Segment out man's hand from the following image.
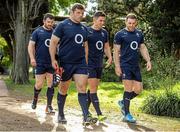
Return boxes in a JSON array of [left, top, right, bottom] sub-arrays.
[[115, 66, 122, 76], [52, 60, 59, 70], [146, 61, 152, 71], [30, 59, 36, 67]]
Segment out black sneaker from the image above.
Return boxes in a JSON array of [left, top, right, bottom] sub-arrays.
[[31, 99, 37, 109], [45, 105, 55, 114], [58, 115, 67, 124]]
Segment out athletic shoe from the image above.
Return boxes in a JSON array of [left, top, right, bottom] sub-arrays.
[[88, 112, 92, 117], [83, 116, 98, 126], [58, 115, 67, 124], [118, 100, 125, 115], [45, 105, 55, 114], [87, 113, 98, 123], [98, 115, 107, 121], [31, 99, 37, 109], [123, 113, 136, 123]]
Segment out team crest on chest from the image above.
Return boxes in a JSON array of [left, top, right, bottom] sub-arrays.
[[81, 26, 85, 30], [101, 32, 105, 37], [68, 22, 72, 25], [40, 29, 44, 33], [136, 32, 140, 37]]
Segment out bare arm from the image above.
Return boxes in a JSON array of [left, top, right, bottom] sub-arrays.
[[84, 41, 88, 64], [140, 43, 152, 71], [104, 42, 112, 68], [113, 44, 121, 76], [28, 40, 36, 67], [49, 34, 60, 69]]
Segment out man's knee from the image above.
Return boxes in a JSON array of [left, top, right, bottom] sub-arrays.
[[35, 82, 44, 89], [133, 84, 143, 94], [59, 88, 68, 95], [76, 84, 86, 93]]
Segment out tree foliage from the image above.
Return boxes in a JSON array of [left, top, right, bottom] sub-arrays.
[[0, 0, 88, 84], [49, 0, 87, 15], [95, 0, 180, 57]]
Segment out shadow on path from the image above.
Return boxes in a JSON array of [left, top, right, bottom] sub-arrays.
[[0, 108, 54, 131], [127, 122, 155, 131]]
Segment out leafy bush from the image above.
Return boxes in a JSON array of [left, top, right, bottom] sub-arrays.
[[101, 63, 119, 82], [0, 37, 11, 67], [142, 55, 180, 89], [141, 89, 180, 118]]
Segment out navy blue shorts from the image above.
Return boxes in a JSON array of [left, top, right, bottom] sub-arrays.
[[35, 63, 54, 75], [88, 67, 102, 79], [60, 63, 88, 81], [121, 66, 142, 82]]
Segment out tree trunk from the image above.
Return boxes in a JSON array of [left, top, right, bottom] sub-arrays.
[[12, 0, 30, 84]]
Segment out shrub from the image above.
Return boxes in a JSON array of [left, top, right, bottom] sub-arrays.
[[101, 63, 119, 82], [141, 89, 180, 118], [142, 55, 180, 89]]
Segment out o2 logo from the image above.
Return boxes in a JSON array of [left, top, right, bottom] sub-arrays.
[[96, 41, 103, 51], [130, 41, 138, 50], [75, 34, 83, 44], [45, 39, 50, 47]]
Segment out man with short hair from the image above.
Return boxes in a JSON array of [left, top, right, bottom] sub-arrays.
[[28, 13, 55, 114], [87, 11, 112, 121], [113, 13, 152, 123], [49, 3, 97, 125]]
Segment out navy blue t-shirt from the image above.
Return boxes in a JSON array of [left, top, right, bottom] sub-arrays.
[[87, 27, 108, 68], [30, 26, 53, 64], [53, 19, 88, 64], [114, 28, 144, 67]]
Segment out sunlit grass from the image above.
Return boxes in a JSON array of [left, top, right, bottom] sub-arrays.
[[5, 76, 179, 113]]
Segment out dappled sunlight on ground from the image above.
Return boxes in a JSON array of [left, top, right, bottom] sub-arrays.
[[20, 102, 133, 131]]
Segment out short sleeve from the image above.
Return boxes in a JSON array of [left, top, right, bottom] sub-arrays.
[[113, 32, 122, 45], [104, 30, 109, 43], [30, 29, 38, 43], [83, 25, 88, 42], [53, 22, 64, 39], [140, 31, 144, 44]]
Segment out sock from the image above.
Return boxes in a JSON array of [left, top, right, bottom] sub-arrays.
[[130, 91, 138, 100], [57, 92, 67, 117], [46, 87, 54, 106], [33, 87, 41, 100], [87, 90, 91, 109], [78, 93, 89, 120], [123, 91, 131, 115], [90, 93, 102, 116]]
